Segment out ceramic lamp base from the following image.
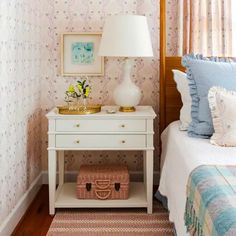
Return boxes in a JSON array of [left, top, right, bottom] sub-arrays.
[[113, 59, 141, 110], [119, 106, 136, 112]]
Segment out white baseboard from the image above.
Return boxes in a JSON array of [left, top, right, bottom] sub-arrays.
[[0, 173, 42, 236], [41, 170, 160, 185]]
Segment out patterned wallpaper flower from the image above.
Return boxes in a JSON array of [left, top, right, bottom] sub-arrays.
[[0, 0, 43, 224], [166, 0, 180, 56], [0, 0, 181, 226], [41, 0, 160, 172]]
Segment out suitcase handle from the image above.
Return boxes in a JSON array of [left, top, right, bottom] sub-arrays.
[[95, 189, 111, 200], [95, 180, 110, 189]]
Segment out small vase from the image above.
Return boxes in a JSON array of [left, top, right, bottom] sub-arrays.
[[67, 97, 78, 111], [82, 98, 87, 111], [77, 97, 88, 112]]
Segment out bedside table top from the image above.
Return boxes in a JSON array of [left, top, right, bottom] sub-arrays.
[[46, 106, 156, 120]]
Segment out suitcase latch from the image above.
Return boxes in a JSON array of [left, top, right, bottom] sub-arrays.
[[86, 183, 92, 191], [115, 183, 120, 191]]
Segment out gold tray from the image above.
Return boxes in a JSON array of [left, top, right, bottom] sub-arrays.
[[57, 105, 102, 115]]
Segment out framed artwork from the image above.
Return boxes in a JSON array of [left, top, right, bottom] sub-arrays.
[[61, 32, 104, 76]]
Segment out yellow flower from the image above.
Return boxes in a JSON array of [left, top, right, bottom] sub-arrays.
[[85, 87, 91, 97], [67, 85, 75, 93]]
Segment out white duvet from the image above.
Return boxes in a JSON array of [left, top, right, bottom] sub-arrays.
[[158, 121, 236, 236]]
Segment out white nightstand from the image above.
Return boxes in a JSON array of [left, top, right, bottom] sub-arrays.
[[46, 106, 156, 215]]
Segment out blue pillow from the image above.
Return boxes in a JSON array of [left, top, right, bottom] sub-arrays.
[[182, 54, 236, 138]]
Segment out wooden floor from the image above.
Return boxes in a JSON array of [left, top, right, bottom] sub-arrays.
[[12, 185, 54, 236], [12, 185, 159, 236]]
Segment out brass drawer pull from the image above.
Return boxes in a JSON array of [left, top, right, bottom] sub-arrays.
[[76, 140, 80, 144], [76, 124, 80, 127], [121, 140, 126, 144], [121, 124, 125, 128]]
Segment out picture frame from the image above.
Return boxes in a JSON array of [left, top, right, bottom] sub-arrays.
[[61, 32, 104, 76]]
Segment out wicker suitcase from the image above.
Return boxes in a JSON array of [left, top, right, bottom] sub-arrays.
[[77, 164, 129, 200]]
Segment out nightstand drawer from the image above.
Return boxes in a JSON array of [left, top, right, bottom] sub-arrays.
[[55, 120, 146, 132], [55, 134, 146, 148]]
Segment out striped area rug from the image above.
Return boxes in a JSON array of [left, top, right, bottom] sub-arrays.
[[47, 201, 174, 236]]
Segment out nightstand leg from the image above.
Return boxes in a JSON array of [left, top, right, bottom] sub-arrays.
[[58, 151, 65, 186], [143, 151, 147, 188], [48, 150, 56, 215], [146, 150, 153, 214]]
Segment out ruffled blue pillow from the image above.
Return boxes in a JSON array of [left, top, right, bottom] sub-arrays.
[[182, 54, 236, 138]]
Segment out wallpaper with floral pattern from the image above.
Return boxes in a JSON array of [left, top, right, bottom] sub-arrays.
[[166, 0, 179, 56], [0, 0, 43, 224], [41, 0, 160, 172], [0, 0, 166, 225]]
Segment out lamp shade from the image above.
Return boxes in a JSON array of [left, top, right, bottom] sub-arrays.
[[99, 15, 153, 57]]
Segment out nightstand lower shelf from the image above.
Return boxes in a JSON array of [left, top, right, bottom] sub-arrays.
[[55, 182, 147, 208]]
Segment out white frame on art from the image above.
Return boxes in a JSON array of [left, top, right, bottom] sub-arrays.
[[61, 32, 104, 76]]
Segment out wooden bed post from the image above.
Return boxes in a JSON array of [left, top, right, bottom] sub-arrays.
[[159, 0, 184, 134], [160, 0, 166, 133]]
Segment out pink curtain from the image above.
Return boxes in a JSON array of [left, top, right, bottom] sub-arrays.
[[167, 0, 234, 56]]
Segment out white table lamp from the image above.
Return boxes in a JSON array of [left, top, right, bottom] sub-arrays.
[[99, 15, 153, 112]]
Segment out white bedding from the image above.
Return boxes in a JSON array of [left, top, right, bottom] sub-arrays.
[[158, 121, 236, 236]]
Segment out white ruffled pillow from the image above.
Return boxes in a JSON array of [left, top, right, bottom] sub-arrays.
[[208, 87, 236, 147], [172, 70, 191, 130]]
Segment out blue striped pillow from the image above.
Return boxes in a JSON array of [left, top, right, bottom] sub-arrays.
[[182, 54, 236, 138]]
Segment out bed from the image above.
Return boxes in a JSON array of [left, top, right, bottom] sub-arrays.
[[158, 2, 236, 235], [158, 121, 236, 236]]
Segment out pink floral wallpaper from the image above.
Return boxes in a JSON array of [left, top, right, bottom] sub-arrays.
[[166, 0, 180, 56], [0, 0, 161, 225], [0, 0, 43, 224], [2, 0, 230, 229], [41, 0, 160, 172]]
